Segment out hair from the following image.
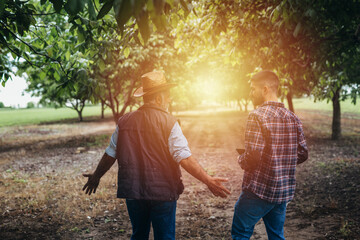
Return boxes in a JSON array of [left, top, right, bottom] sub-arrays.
[[251, 70, 279, 93], [143, 91, 163, 103]]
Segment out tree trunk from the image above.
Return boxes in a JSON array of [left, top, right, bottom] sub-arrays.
[[237, 99, 243, 111], [242, 99, 249, 112], [101, 100, 105, 119], [76, 109, 83, 121], [114, 78, 137, 123], [331, 87, 341, 140], [286, 90, 295, 113], [77, 100, 86, 122], [113, 112, 119, 123]]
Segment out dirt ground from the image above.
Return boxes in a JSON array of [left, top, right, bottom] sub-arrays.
[[0, 109, 359, 239]]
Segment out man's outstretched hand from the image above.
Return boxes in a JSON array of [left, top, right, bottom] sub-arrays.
[[82, 153, 116, 195], [206, 177, 231, 198], [82, 173, 100, 195]]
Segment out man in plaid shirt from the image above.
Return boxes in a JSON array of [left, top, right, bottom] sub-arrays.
[[231, 70, 308, 240]]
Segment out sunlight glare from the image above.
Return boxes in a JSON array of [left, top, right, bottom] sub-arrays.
[[194, 75, 224, 104]]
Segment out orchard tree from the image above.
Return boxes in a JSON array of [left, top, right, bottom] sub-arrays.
[[26, 102, 35, 108], [0, 0, 193, 86], [267, 0, 360, 139], [24, 66, 96, 121], [14, 1, 97, 121], [2, 0, 194, 121], [91, 30, 188, 122]]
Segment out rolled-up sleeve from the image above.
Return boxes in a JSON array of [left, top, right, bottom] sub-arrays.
[[168, 121, 192, 163], [105, 126, 118, 159]]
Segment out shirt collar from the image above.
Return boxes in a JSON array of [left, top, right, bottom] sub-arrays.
[[259, 101, 285, 108]]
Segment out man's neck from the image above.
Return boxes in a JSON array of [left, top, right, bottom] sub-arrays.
[[264, 95, 279, 103]]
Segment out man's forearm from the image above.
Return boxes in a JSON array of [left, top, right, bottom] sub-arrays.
[[180, 156, 211, 185], [93, 152, 116, 179]]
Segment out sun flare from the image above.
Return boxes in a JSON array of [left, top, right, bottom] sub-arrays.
[[194, 75, 225, 104]]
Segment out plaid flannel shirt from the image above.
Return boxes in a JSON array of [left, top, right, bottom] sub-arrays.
[[239, 101, 308, 203]]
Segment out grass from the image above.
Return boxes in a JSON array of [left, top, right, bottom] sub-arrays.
[[290, 97, 360, 115], [0, 167, 126, 231], [0, 105, 113, 127]]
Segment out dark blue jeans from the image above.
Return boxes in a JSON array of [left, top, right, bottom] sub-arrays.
[[231, 190, 287, 240], [126, 199, 177, 240]]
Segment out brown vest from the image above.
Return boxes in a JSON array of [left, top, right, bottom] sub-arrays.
[[115, 104, 184, 201]]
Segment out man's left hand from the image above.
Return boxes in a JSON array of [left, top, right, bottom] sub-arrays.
[[206, 177, 231, 198]]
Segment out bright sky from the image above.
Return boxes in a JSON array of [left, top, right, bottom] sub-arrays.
[[0, 75, 40, 108]]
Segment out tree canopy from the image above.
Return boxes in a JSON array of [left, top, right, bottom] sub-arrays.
[[1, 0, 359, 138]]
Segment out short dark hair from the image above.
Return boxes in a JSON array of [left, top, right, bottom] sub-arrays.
[[251, 70, 279, 92]]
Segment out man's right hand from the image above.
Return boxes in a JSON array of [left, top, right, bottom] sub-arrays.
[[82, 173, 100, 195], [206, 177, 231, 198], [82, 153, 116, 195], [239, 150, 261, 172]]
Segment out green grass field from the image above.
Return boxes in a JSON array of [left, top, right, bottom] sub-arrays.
[[0, 98, 358, 127], [291, 98, 360, 114], [0, 105, 113, 127]]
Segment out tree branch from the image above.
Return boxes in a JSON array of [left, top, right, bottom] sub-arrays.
[[29, 29, 49, 45], [92, 0, 99, 12], [2, 42, 36, 68], [0, 21, 68, 76], [31, 12, 59, 16]]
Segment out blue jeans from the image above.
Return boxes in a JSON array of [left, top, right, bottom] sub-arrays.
[[126, 199, 177, 240], [231, 190, 287, 240]]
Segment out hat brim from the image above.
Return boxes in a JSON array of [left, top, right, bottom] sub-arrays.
[[133, 83, 177, 98]]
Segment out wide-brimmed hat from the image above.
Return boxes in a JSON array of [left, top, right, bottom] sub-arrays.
[[133, 71, 177, 97]]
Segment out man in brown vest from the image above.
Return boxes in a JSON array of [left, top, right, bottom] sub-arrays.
[[83, 71, 230, 240]]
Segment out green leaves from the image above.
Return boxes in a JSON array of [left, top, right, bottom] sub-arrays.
[[179, 0, 190, 18], [98, 59, 106, 72], [137, 10, 150, 43], [134, 0, 146, 16], [124, 47, 130, 58], [87, 0, 97, 20], [65, 51, 71, 61], [114, 0, 133, 30], [0, 0, 5, 18], [50, 0, 64, 13], [293, 22, 301, 38], [76, 68, 88, 81], [153, 0, 166, 15], [64, 0, 85, 15], [95, 0, 191, 43], [271, 6, 280, 24], [97, 0, 114, 20], [77, 27, 85, 42]]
